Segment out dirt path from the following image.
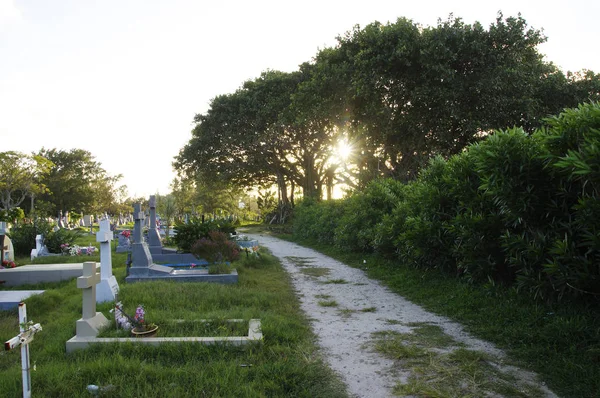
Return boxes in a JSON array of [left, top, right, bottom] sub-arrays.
[[244, 232, 557, 398]]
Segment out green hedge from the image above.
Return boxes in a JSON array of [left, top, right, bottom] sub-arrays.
[[293, 102, 600, 302]]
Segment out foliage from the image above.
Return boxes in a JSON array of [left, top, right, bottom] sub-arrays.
[[0, 151, 53, 212], [35, 148, 125, 216], [293, 102, 600, 303], [191, 231, 239, 265], [0, 207, 24, 223], [172, 218, 236, 252], [7, 218, 53, 256], [44, 228, 81, 254]]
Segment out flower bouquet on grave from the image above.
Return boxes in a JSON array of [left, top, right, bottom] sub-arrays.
[[1, 259, 16, 269], [113, 302, 158, 337]]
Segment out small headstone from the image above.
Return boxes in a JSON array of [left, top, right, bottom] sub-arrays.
[[96, 218, 119, 303], [74, 262, 109, 337]]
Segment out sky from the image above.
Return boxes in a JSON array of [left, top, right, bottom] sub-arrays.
[[1, 0, 599, 199]]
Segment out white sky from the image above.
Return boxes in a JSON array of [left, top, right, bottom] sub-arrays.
[[1, 0, 599, 199]]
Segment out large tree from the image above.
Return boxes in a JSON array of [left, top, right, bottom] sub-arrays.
[[36, 148, 124, 215], [0, 151, 53, 212]]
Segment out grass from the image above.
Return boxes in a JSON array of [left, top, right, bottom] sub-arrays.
[[371, 326, 545, 397], [299, 267, 330, 278], [273, 228, 600, 398], [322, 278, 348, 284], [318, 300, 338, 307], [0, 241, 347, 397]]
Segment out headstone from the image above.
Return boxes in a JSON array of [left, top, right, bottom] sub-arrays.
[[96, 219, 119, 303], [57, 211, 64, 229], [79, 218, 84, 227], [147, 195, 162, 254], [74, 262, 109, 337], [1, 222, 15, 262], [30, 234, 48, 260], [116, 233, 131, 253], [83, 215, 92, 227]]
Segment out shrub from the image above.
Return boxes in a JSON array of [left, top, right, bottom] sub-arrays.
[[8, 218, 53, 256], [44, 228, 80, 254], [293, 198, 346, 245], [191, 231, 240, 264], [172, 218, 236, 252]]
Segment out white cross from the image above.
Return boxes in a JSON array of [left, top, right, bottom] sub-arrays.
[[4, 303, 42, 398]]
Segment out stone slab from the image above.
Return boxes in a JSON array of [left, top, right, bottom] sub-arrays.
[[0, 290, 45, 310], [126, 268, 238, 284], [66, 319, 262, 352], [152, 253, 200, 264], [0, 263, 99, 286]]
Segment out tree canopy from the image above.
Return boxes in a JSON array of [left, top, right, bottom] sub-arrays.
[[0, 151, 52, 212], [176, 13, 599, 201]]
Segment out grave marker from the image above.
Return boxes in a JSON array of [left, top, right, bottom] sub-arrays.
[[96, 218, 119, 303], [4, 302, 42, 398], [147, 195, 162, 253], [75, 262, 109, 337]]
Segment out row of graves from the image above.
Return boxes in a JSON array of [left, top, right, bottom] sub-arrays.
[[2, 196, 261, 397]]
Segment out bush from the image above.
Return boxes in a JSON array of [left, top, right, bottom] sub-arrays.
[[191, 231, 240, 264], [293, 199, 346, 245], [8, 218, 53, 256], [44, 228, 80, 254], [172, 218, 236, 252]]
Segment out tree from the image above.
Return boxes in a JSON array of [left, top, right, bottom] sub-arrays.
[[36, 148, 124, 215], [0, 151, 53, 212], [156, 193, 176, 238]]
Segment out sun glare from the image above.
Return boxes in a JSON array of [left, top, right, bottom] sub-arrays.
[[336, 140, 352, 161]]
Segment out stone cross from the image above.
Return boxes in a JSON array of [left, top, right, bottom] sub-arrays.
[[147, 195, 162, 252], [96, 218, 119, 303], [75, 262, 109, 337], [133, 203, 144, 244]]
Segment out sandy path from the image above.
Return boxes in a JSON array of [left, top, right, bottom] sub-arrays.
[[244, 232, 557, 398]]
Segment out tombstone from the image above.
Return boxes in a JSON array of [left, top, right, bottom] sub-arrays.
[[57, 211, 65, 229], [79, 218, 84, 227], [1, 222, 15, 262], [116, 232, 131, 253], [83, 215, 92, 227], [96, 218, 119, 303], [30, 234, 48, 260], [147, 195, 162, 254], [73, 262, 109, 337]]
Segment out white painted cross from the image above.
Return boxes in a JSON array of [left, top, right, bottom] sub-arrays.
[[96, 218, 119, 303], [4, 303, 42, 398], [75, 262, 109, 337]]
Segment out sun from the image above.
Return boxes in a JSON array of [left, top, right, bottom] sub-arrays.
[[336, 140, 352, 161]]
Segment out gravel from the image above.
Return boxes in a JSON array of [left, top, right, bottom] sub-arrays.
[[244, 233, 558, 398]]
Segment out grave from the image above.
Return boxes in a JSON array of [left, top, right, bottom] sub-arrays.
[[0, 291, 45, 311], [96, 218, 119, 303], [116, 232, 131, 253], [125, 203, 238, 284], [147, 195, 162, 254], [0, 263, 95, 287], [83, 215, 92, 227], [1, 222, 15, 262], [66, 261, 261, 353], [65, 262, 110, 353], [30, 235, 59, 261]]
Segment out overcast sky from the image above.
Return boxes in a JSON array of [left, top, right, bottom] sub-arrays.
[[1, 0, 599, 199]]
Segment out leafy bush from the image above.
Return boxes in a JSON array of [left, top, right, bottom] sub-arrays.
[[293, 199, 346, 245], [44, 228, 81, 254], [191, 231, 239, 265], [172, 218, 236, 252], [8, 218, 53, 256]]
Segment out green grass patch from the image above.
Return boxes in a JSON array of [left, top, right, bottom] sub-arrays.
[[360, 307, 377, 313], [300, 267, 330, 277], [322, 278, 348, 284], [315, 294, 332, 299], [372, 329, 544, 397], [0, 245, 347, 397], [318, 300, 338, 307], [282, 232, 599, 397], [284, 256, 315, 267]]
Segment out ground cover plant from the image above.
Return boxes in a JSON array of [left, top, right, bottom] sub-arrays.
[[0, 246, 346, 397]]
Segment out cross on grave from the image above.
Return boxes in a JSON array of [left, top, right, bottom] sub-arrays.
[[96, 218, 119, 303], [75, 262, 109, 337], [133, 204, 145, 244], [4, 303, 43, 398]]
